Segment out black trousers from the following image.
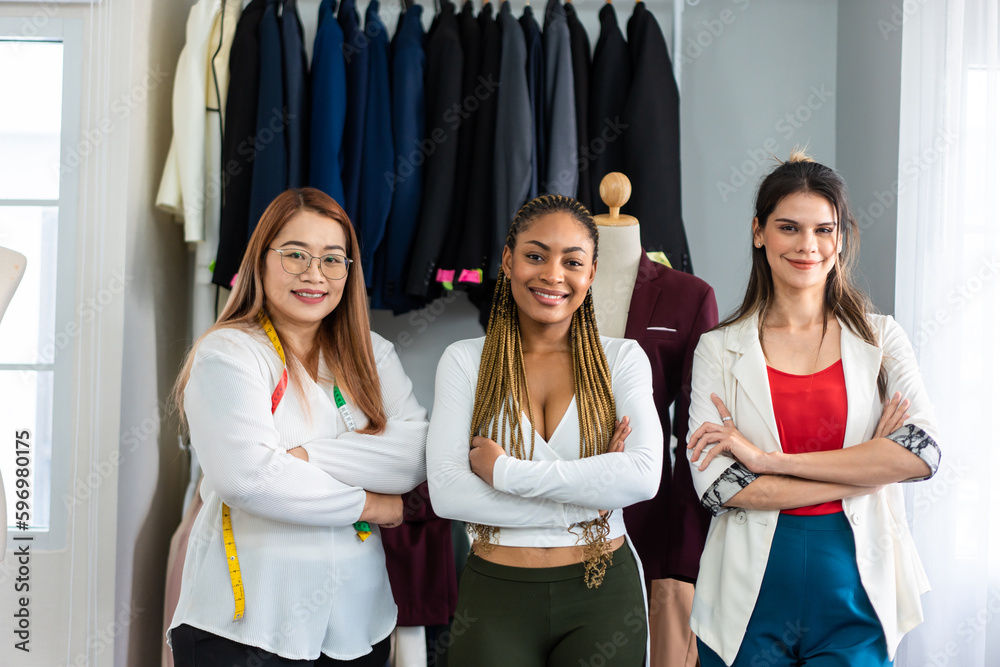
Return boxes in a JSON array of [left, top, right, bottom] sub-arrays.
[[171, 625, 391, 667]]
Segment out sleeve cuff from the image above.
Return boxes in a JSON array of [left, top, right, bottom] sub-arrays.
[[888, 424, 941, 481], [700, 462, 759, 516]]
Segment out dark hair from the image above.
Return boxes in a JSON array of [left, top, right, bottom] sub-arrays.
[[719, 149, 887, 397], [503, 194, 600, 264]]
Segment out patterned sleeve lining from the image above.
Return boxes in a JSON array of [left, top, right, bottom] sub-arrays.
[[888, 424, 941, 481], [700, 462, 760, 517]]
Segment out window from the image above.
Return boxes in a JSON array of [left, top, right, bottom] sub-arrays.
[[0, 17, 82, 550]]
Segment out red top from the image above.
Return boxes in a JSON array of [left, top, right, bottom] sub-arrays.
[[766, 359, 848, 516]]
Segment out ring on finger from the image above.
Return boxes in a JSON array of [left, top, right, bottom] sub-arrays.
[[721, 416, 732, 422]]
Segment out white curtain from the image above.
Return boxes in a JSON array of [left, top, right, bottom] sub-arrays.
[[895, 1, 1000, 665]]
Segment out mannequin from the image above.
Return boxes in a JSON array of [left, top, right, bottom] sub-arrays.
[[592, 172, 642, 337], [591, 173, 718, 667], [0, 246, 28, 563]]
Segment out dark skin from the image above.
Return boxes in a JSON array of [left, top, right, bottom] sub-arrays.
[[465, 213, 631, 567]]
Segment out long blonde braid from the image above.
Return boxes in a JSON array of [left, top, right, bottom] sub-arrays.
[[469, 195, 618, 588]]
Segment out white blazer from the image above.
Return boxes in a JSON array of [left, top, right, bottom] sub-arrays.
[[686, 313, 941, 666]]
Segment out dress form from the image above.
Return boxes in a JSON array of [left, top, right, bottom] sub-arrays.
[[0, 247, 28, 562], [592, 172, 643, 338]]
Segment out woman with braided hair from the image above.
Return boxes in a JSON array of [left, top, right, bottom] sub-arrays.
[[427, 194, 661, 666]]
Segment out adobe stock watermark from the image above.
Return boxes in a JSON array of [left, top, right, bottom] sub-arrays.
[[910, 254, 999, 351], [877, 0, 932, 41], [56, 66, 170, 175], [541, 116, 629, 195], [679, 0, 751, 66], [384, 75, 501, 192], [396, 289, 460, 348], [17, 269, 133, 381], [716, 84, 835, 201], [17, 3, 61, 40], [855, 126, 959, 233], [921, 589, 1000, 667]]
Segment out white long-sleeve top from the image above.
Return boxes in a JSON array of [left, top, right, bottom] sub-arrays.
[[169, 326, 428, 661], [427, 336, 662, 548]]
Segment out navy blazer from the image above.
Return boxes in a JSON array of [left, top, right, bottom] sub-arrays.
[[375, 3, 425, 313], [339, 0, 368, 224], [281, 0, 309, 188], [214, 0, 266, 288], [248, 0, 287, 236], [309, 0, 347, 206], [621, 252, 717, 581], [359, 0, 394, 288]]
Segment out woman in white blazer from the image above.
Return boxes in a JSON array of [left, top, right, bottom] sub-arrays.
[[685, 151, 941, 667]]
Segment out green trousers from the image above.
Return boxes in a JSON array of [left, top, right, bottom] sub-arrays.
[[445, 544, 648, 667]]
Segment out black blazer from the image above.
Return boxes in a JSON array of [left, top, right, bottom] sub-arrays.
[[623, 2, 692, 272], [405, 0, 463, 299], [214, 0, 266, 288], [455, 1, 502, 278], [248, 0, 287, 235], [564, 1, 592, 210], [436, 1, 482, 279], [588, 3, 630, 216]]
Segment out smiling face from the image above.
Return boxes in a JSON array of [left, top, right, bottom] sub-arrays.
[[501, 211, 597, 330], [753, 191, 842, 298], [263, 210, 349, 332]]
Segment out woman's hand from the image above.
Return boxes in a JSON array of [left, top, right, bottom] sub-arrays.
[[360, 492, 403, 527], [287, 446, 309, 462], [469, 436, 506, 487], [607, 416, 631, 453], [688, 394, 771, 473], [874, 391, 910, 439]]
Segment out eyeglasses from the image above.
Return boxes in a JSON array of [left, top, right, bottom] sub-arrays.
[[268, 248, 352, 280]]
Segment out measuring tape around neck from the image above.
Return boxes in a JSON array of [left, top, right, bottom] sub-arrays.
[[220, 312, 371, 622]]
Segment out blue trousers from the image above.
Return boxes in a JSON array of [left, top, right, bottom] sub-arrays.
[[698, 512, 891, 667]]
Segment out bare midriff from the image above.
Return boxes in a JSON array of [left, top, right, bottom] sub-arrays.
[[472, 535, 626, 568]]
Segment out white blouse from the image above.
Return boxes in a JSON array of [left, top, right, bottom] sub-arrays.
[[169, 326, 427, 661], [427, 336, 662, 548]]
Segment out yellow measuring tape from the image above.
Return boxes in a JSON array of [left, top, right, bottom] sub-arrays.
[[220, 312, 288, 622], [220, 312, 368, 621], [221, 504, 245, 620]]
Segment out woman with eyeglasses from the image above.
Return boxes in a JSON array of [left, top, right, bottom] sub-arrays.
[[167, 188, 428, 667]]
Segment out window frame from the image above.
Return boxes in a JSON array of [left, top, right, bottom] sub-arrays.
[[0, 15, 83, 552]]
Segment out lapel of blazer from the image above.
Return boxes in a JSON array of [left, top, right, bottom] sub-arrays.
[[838, 317, 883, 449], [727, 315, 782, 449], [623, 252, 660, 342]]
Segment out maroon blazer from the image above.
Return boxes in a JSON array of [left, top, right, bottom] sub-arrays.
[[622, 252, 717, 582], [380, 481, 458, 626]]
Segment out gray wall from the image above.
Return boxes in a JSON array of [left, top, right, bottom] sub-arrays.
[[835, 0, 903, 315], [680, 0, 839, 317]]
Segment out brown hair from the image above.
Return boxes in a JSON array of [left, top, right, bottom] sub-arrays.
[[470, 194, 617, 587], [171, 187, 386, 434], [719, 149, 886, 397]]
